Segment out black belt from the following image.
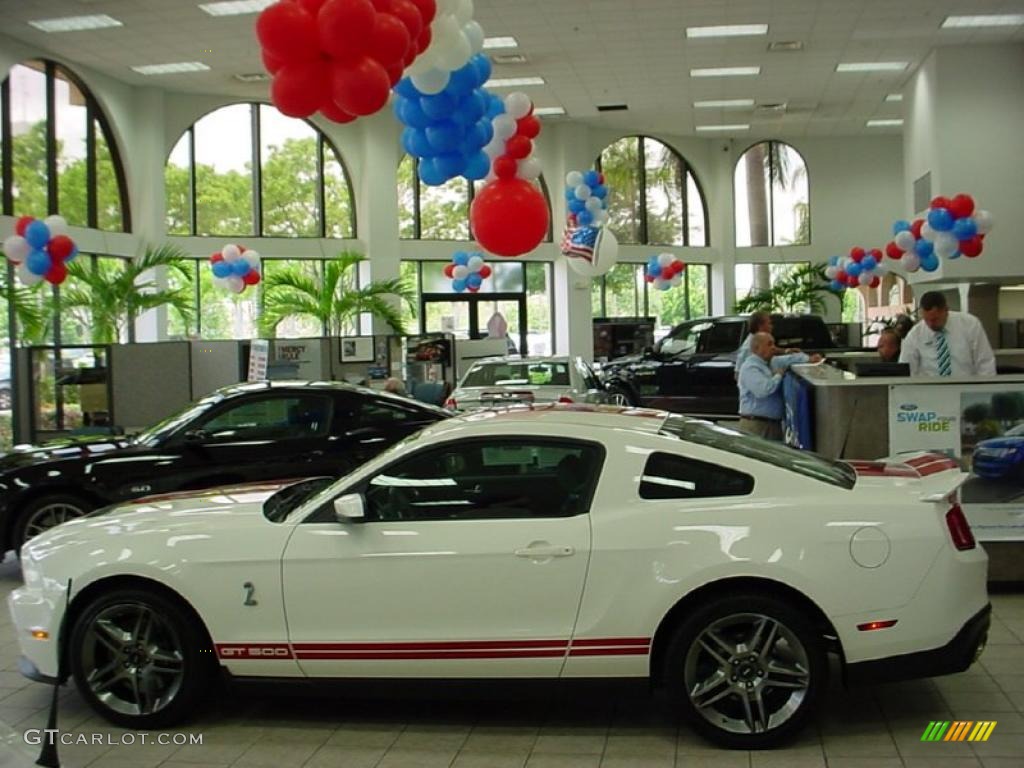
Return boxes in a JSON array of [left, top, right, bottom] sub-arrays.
[[739, 414, 781, 424]]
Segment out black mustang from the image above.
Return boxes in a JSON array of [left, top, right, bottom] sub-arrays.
[[0, 381, 447, 552]]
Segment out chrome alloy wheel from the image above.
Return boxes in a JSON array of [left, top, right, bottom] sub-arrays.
[[22, 502, 86, 541], [80, 602, 186, 717], [683, 612, 811, 735]]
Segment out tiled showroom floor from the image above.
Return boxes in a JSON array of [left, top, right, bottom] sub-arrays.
[[1, 553, 1022, 768]]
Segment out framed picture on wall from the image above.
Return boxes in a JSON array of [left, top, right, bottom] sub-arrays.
[[340, 336, 375, 363]]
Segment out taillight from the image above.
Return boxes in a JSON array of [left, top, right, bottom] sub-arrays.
[[558, 396, 574, 403], [946, 503, 976, 551], [444, 398, 457, 410]]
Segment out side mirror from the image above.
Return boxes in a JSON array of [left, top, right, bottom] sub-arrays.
[[333, 493, 366, 523], [183, 429, 208, 445]]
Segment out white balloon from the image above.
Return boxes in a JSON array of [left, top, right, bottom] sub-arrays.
[[566, 227, 619, 277], [894, 231, 916, 252], [228, 276, 245, 294], [658, 252, 674, 267], [17, 263, 43, 285], [858, 271, 872, 286], [2, 235, 30, 264], [565, 171, 584, 188], [411, 68, 450, 95], [825, 266, 838, 279], [517, 156, 542, 181], [222, 244, 241, 262], [671, 274, 683, 288], [483, 138, 504, 158], [243, 252, 261, 271], [920, 221, 934, 241], [591, 209, 608, 227], [874, 261, 888, 275], [585, 197, 603, 214], [467, 255, 484, 272], [453, 265, 470, 280], [462, 20, 484, 54], [973, 209, 994, 235], [435, 30, 472, 71], [437, 0, 459, 13], [933, 231, 959, 259], [574, 184, 592, 201], [43, 215, 69, 237], [902, 253, 921, 272], [492, 114, 517, 141], [504, 92, 532, 120], [454, 0, 474, 26]]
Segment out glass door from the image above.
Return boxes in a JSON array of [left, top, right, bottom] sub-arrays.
[[420, 294, 528, 354]]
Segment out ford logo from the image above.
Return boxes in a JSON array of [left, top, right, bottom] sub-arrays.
[[899, 403, 918, 411]]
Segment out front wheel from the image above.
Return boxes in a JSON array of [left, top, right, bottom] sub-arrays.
[[69, 588, 214, 729], [663, 594, 827, 749], [14, 494, 92, 552], [606, 386, 636, 407]]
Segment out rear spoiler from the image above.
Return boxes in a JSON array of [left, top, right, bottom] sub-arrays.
[[845, 453, 969, 502]]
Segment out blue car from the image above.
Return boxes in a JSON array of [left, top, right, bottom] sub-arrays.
[[972, 423, 1024, 480]]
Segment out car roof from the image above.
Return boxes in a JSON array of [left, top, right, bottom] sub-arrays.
[[423, 404, 668, 437], [470, 356, 573, 365], [210, 380, 448, 414]]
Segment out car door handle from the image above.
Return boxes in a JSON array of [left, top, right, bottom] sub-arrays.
[[514, 545, 574, 558]]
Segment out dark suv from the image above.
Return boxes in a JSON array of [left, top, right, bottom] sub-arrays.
[[598, 314, 840, 417]]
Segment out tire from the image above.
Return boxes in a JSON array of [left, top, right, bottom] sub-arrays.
[[606, 385, 636, 407], [662, 593, 827, 749], [69, 588, 214, 729], [14, 493, 93, 552]]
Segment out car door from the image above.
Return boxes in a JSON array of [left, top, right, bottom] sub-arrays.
[[281, 436, 603, 678]]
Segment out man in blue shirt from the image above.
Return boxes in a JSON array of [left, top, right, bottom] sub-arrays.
[[738, 332, 812, 441]]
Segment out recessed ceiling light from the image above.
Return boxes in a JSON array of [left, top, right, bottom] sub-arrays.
[[694, 99, 755, 108], [533, 107, 566, 117], [837, 62, 908, 72], [696, 124, 750, 131], [885, 93, 903, 102], [28, 14, 123, 32], [485, 76, 545, 87], [132, 62, 211, 75], [199, 0, 276, 15], [493, 53, 527, 65], [690, 66, 761, 77], [483, 36, 519, 50], [867, 119, 904, 127], [767, 40, 804, 52], [942, 14, 1024, 28], [234, 72, 271, 83], [686, 24, 768, 38]]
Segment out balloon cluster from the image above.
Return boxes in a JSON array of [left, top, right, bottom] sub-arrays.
[[394, 54, 495, 185], [211, 244, 262, 294], [443, 250, 491, 293], [3, 215, 78, 286], [645, 253, 686, 291], [885, 194, 993, 273], [469, 93, 549, 258], [825, 248, 888, 291], [405, 0, 484, 94], [257, 0, 436, 122], [564, 169, 608, 229]]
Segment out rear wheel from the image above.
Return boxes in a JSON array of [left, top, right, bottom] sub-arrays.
[[663, 594, 826, 749], [606, 386, 635, 407], [14, 493, 92, 551]]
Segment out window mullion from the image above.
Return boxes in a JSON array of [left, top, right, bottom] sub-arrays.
[[317, 135, 326, 239], [768, 142, 775, 247], [251, 104, 262, 236], [188, 127, 197, 236], [413, 163, 422, 239], [637, 137, 648, 244], [85, 107, 97, 229], [1, 78, 12, 215], [45, 62, 58, 216]]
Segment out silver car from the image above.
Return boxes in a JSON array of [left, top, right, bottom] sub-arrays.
[[447, 356, 618, 410]]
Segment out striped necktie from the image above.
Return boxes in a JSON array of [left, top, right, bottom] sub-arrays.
[[935, 329, 952, 376]]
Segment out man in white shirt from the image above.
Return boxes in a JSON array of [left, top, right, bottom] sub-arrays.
[[899, 292, 996, 377]]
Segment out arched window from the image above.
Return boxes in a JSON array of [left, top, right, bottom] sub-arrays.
[[166, 103, 355, 238], [1, 59, 129, 230], [397, 154, 553, 242], [595, 136, 707, 247], [734, 141, 809, 247]]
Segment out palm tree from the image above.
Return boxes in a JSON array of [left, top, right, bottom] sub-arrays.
[[260, 251, 414, 337], [1, 267, 53, 344], [734, 263, 840, 315], [62, 244, 194, 344]]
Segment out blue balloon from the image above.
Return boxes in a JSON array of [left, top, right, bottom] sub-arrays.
[[399, 98, 431, 129], [468, 120, 492, 149], [583, 170, 600, 188], [24, 220, 50, 250], [233, 260, 251, 277], [212, 260, 232, 278], [418, 157, 447, 186], [577, 209, 594, 227], [404, 127, 434, 157], [920, 253, 940, 272], [66, 245, 79, 262], [914, 238, 935, 258], [394, 77, 420, 99], [467, 273, 483, 289], [952, 217, 978, 240], [421, 92, 456, 120], [847, 262, 863, 278], [927, 207, 955, 232], [26, 249, 51, 276], [949, 250, 962, 260], [447, 63, 478, 97], [892, 219, 911, 235], [465, 91, 488, 124], [828, 255, 840, 267], [471, 54, 492, 88], [647, 264, 662, 279], [485, 95, 505, 119], [861, 255, 877, 271], [568, 199, 586, 214], [647, 256, 660, 269], [434, 152, 465, 179], [564, 187, 577, 202], [464, 151, 490, 181], [426, 121, 463, 153], [830, 279, 845, 291], [452, 278, 468, 293], [453, 251, 470, 266], [591, 184, 607, 199]]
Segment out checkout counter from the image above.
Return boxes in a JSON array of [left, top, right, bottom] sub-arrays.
[[786, 351, 1024, 580]]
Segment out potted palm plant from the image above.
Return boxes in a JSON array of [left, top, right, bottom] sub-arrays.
[[734, 263, 840, 315], [260, 251, 415, 337]]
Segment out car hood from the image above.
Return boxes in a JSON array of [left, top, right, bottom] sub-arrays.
[[974, 436, 1024, 452], [0, 434, 131, 471]]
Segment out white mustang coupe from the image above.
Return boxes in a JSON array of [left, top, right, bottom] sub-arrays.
[[9, 406, 989, 749]]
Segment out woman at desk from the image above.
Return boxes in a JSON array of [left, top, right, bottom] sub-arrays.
[[899, 292, 996, 377]]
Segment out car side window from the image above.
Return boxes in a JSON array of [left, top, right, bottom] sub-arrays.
[[363, 439, 604, 522], [699, 322, 744, 355], [195, 395, 332, 442], [639, 452, 754, 500], [359, 399, 430, 426]]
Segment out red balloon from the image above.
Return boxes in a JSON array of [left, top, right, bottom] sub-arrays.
[[493, 155, 517, 179], [505, 135, 532, 160], [478, 265, 492, 278], [370, 12, 412, 66], [296, 0, 329, 13], [645, 273, 655, 283], [211, 252, 224, 263], [885, 241, 903, 259], [836, 270, 847, 282], [14, 216, 34, 236], [846, 274, 859, 287], [959, 235, 984, 257], [46, 235, 75, 261], [443, 263, 455, 277], [869, 248, 883, 260], [256, 2, 320, 63], [415, 27, 431, 55], [45, 261, 68, 285], [408, 0, 436, 25], [386, 63, 404, 86], [910, 218, 924, 239], [869, 276, 881, 289], [318, 0, 376, 59], [331, 56, 391, 116], [238, 245, 247, 253], [320, 99, 356, 123], [850, 246, 865, 262], [516, 115, 540, 139], [243, 271, 262, 286], [598, 173, 605, 185], [272, 60, 329, 117], [949, 193, 975, 219], [389, 0, 423, 40], [261, 49, 287, 75], [471, 178, 550, 258], [931, 195, 951, 212], [468, 285, 480, 293]]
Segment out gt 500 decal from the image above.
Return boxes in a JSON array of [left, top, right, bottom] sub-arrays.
[[216, 644, 294, 659]]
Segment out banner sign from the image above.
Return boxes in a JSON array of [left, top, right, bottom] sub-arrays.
[[247, 339, 269, 382]]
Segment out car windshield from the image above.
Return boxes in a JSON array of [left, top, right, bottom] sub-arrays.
[[263, 477, 336, 523], [658, 322, 710, 357], [1005, 424, 1024, 438], [131, 395, 224, 447], [462, 361, 570, 388], [660, 414, 856, 489]]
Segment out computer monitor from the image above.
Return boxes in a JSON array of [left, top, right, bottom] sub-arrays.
[[854, 362, 910, 378]]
